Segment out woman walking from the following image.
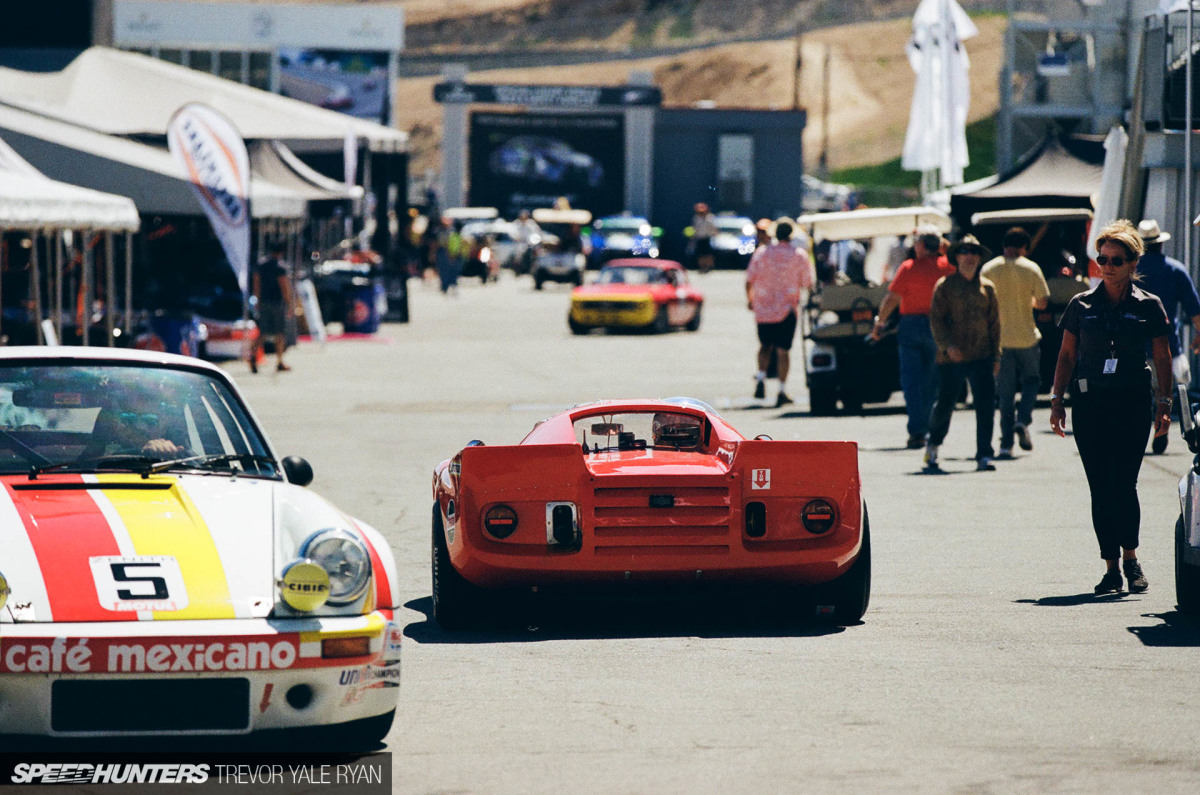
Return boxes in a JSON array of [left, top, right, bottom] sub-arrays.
[[1049, 220, 1173, 594]]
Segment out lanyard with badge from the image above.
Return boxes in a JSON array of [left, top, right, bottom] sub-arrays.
[[1102, 295, 1121, 375]]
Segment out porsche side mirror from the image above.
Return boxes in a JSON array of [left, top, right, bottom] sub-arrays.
[[282, 455, 314, 487]]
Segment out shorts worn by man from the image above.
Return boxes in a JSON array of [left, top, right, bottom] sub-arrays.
[[980, 226, 1050, 459], [746, 220, 814, 407]]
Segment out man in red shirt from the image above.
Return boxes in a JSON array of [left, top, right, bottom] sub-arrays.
[[870, 225, 955, 448]]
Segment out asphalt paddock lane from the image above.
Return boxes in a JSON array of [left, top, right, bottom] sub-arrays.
[[226, 271, 1200, 794]]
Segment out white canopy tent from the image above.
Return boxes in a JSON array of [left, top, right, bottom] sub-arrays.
[[0, 47, 405, 153], [0, 104, 307, 220], [0, 135, 140, 346]]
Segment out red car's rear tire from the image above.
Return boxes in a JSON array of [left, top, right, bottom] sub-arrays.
[[814, 504, 871, 625], [432, 503, 485, 629]]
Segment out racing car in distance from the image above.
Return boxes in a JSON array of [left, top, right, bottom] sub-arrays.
[[568, 259, 703, 334], [431, 398, 869, 628], [710, 214, 758, 269], [586, 214, 661, 267], [0, 348, 401, 747]]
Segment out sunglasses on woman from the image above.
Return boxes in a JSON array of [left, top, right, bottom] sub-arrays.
[[1095, 255, 1129, 267]]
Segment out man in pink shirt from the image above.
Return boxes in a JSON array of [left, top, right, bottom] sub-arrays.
[[746, 220, 815, 407]]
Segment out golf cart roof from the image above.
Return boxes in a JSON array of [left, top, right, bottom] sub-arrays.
[[970, 208, 1094, 226], [792, 206, 951, 240], [532, 208, 592, 225], [443, 207, 499, 221]]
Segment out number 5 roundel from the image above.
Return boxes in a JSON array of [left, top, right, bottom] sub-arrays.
[[89, 556, 189, 612]]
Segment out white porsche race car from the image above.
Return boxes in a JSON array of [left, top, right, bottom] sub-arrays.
[[0, 348, 400, 746]]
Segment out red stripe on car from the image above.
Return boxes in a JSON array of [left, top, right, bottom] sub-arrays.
[[5, 478, 137, 622]]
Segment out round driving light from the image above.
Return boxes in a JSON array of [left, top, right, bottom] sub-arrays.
[[484, 505, 519, 539], [279, 560, 331, 612], [0, 570, 9, 611], [801, 500, 837, 534], [300, 530, 372, 605]]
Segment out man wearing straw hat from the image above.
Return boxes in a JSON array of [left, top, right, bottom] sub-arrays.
[[1137, 218, 1200, 453]]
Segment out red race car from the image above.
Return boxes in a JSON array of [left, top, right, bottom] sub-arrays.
[[431, 398, 868, 627], [568, 259, 703, 334]]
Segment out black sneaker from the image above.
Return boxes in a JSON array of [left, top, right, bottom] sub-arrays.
[[753, 380, 765, 400], [775, 391, 793, 408], [1152, 434, 1168, 455], [1094, 569, 1123, 594], [906, 435, 926, 450], [1123, 560, 1148, 593], [1016, 424, 1033, 451]]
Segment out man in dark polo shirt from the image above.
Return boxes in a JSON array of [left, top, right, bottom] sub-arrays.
[[249, 242, 294, 373]]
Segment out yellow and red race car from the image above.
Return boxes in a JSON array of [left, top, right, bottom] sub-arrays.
[[0, 348, 400, 746], [568, 259, 703, 334], [431, 398, 868, 628]]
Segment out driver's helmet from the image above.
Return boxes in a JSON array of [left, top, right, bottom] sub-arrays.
[[651, 412, 703, 448]]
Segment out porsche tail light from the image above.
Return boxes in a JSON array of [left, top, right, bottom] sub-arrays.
[[484, 505, 519, 539], [801, 499, 837, 534]]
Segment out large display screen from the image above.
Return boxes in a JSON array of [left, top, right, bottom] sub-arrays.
[[468, 112, 625, 217], [278, 49, 389, 122]]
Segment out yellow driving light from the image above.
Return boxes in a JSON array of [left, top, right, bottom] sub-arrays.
[[279, 559, 331, 612], [0, 570, 9, 612]]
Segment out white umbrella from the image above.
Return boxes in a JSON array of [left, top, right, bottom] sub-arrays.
[[901, 0, 977, 191], [1087, 125, 1127, 261]]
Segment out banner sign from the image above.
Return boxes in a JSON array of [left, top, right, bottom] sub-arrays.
[[435, 82, 662, 108], [468, 112, 625, 218], [167, 104, 252, 296]]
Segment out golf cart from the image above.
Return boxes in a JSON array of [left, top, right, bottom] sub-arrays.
[[530, 208, 591, 289], [968, 208, 1092, 390], [796, 206, 952, 415], [444, 207, 502, 282], [1173, 384, 1200, 612]]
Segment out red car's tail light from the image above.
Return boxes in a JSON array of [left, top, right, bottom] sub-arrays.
[[484, 505, 519, 539], [801, 499, 837, 534]]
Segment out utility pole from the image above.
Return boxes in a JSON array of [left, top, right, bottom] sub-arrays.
[[793, 26, 803, 111], [818, 42, 831, 180]]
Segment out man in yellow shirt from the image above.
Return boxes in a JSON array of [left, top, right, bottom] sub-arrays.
[[980, 227, 1051, 458]]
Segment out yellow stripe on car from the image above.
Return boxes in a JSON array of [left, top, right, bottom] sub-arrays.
[[98, 475, 236, 620]]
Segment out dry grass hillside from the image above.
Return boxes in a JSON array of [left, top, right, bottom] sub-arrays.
[[179, 0, 1007, 185], [396, 14, 1005, 183]]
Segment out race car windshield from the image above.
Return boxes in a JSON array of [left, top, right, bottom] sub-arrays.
[[574, 411, 707, 452], [716, 218, 752, 233], [597, 267, 667, 286], [0, 364, 278, 478], [596, 219, 648, 233]]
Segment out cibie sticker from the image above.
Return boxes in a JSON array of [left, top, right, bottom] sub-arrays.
[[751, 469, 771, 490], [89, 556, 189, 612]]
